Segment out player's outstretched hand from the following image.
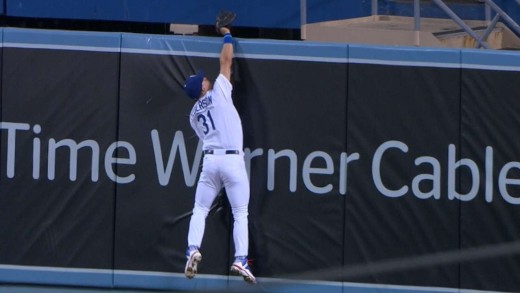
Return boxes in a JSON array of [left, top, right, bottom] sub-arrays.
[[219, 27, 230, 35]]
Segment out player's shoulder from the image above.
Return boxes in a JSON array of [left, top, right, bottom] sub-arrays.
[[215, 74, 232, 87]]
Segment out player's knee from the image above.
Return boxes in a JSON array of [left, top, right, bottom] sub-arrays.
[[231, 205, 248, 219], [193, 202, 211, 217]]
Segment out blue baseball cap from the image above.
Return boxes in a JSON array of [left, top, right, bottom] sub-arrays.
[[183, 70, 204, 100]]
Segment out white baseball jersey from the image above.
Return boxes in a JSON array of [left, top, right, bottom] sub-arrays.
[[189, 74, 243, 151]]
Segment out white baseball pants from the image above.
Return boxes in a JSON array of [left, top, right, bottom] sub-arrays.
[[187, 153, 250, 257]]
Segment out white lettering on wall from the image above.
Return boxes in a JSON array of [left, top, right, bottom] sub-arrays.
[[1, 121, 519, 204], [151, 130, 202, 187]]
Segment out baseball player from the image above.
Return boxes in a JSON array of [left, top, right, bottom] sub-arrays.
[[182, 13, 256, 284]]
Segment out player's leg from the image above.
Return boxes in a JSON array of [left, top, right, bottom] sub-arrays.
[[185, 158, 221, 279], [221, 155, 256, 284]]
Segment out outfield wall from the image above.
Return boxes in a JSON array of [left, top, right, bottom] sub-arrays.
[[1, 28, 520, 293]]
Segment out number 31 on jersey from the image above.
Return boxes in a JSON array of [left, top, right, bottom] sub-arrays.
[[197, 110, 216, 134]]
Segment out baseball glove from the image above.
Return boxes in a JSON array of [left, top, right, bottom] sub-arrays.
[[215, 10, 236, 33]]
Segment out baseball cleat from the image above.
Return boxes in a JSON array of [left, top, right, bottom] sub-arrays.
[[230, 259, 256, 284], [184, 249, 202, 279]]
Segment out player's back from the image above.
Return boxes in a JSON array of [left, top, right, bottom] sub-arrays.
[[189, 74, 243, 151]]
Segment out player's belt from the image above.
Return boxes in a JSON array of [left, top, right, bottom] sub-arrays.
[[203, 149, 239, 155]]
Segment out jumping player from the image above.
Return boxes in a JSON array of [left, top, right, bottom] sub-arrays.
[[182, 26, 256, 284]]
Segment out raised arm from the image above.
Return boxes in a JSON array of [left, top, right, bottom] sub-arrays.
[[219, 27, 233, 81]]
